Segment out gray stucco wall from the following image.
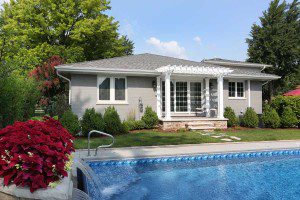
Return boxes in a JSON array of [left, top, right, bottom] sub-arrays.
[[223, 80, 262, 115], [203, 79, 263, 116], [71, 74, 157, 120], [70, 74, 263, 119]]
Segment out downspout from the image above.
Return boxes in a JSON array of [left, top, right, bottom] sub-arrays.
[[56, 70, 71, 105]]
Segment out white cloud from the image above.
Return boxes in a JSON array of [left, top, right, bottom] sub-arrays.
[[146, 37, 187, 59], [120, 20, 134, 38], [193, 36, 201, 45]]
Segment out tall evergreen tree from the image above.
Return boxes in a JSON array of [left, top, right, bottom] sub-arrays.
[[246, 0, 300, 100], [0, 0, 134, 73]]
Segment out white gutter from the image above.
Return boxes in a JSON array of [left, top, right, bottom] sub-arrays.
[[56, 70, 71, 105]]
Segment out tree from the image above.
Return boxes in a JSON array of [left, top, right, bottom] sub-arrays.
[[0, 0, 134, 73], [246, 0, 300, 100], [29, 55, 71, 116], [29, 55, 65, 103]]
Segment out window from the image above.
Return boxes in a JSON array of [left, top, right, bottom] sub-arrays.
[[228, 81, 245, 98], [97, 76, 127, 103], [115, 78, 126, 100], [237, 82, 244, 97], [98, 77, 110, 100], [228, 82, 235, 97]]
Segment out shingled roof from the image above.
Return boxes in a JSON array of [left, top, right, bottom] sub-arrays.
[[57, 53, 218, 70], [56, 53, 279, 79]]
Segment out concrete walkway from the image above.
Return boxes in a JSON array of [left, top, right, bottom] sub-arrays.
[[75, 140, 300, 161]]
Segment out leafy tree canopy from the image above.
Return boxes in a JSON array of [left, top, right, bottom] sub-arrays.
[[246, 0, 300, 99], [0, 0, 134, 73]]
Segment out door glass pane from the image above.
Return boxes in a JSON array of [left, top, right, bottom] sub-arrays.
[[176, 82, 187, 112], [190, 82, 202, 112], [162, 81, 174, 112], [99, 77, 110, 100], [115, 78, 126, 100]]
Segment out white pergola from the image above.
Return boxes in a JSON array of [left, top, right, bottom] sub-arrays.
[[156, 65, 233, 120]]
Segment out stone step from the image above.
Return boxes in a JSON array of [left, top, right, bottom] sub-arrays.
[[186, 122, 214, 126], [188, 126, 215, 130]]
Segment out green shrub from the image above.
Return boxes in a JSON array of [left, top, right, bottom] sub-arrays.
[[135, 120, 146, 130], [224, 107, 239, 127], [103, 106, 127, 135], [261, 105, 281, 128], [141, 106, 159, 129], [241, 107, 259, 128], [81, 108, 105, 136], [46, 94, 71, 118], [270, 95, 300, 120], [30, 116, 43, 121], [0, 75, 40, 128], [60, 110, 81, 135], [281, 106, 298, 128], [123, 120, 146, 131]]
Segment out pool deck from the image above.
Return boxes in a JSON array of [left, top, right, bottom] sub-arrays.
[[74, 140, 300, 161]]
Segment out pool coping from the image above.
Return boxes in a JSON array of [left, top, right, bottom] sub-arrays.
[[74, 139, 300, 161], [87, 149, 300, 166]]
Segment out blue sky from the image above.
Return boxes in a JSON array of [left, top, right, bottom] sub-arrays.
[[109, 0, 291, 61]]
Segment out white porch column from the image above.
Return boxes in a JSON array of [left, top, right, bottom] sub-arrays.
[[205, 78, 210, 117], [247, 80, 251, 108], [165, 72, 171, 120], [156, 76, 162, 118], [217, 76, 224, 119]]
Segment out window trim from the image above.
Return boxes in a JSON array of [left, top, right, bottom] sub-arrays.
[[228, 80, 246, 100], [97, 76, 128, 104]]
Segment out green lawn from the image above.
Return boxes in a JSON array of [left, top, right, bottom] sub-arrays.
[[74, 129, 300, 149]]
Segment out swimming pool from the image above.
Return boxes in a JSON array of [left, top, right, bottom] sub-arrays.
[[84, 150, 300, 200]]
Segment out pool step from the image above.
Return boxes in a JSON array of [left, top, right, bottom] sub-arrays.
[[186, 122, 215, 131]]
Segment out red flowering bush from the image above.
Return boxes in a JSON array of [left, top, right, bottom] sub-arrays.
[[0, 117, 74, 192]]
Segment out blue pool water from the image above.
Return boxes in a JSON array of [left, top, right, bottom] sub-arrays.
[[86, 150, 300, 200]]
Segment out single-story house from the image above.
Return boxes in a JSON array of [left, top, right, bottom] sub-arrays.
[[55, 53, 280, 130]]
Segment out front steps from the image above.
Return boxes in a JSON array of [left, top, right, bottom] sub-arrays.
[[160, 118, 228, 131], [185, 122, 215, 131]]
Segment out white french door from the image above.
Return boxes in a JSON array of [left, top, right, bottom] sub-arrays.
[[162, 80, 202, 113]]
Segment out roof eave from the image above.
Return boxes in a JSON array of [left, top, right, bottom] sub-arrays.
[[55, 66, 160, 76], [203, 60, 272, 68], [226, 74, 281, 80]]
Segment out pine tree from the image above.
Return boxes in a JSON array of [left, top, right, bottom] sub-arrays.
[[246, 0, 300, 100]]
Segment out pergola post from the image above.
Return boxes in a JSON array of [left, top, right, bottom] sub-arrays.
[[156, 76, 162, 118], [205, 78, 210, 117], [217, 76, 224, 119], [165, 72, 171, 120]]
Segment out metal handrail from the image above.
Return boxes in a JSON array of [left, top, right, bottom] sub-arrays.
[[87, 130, 114, 156]]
